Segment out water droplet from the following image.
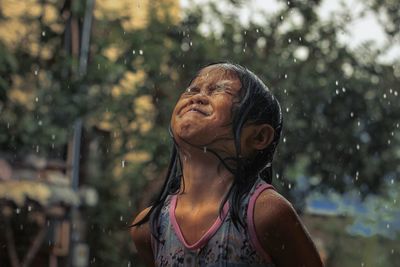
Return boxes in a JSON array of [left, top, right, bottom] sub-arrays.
[[288, 38, 291, 43], [335, 81, 339, 86], [38, 120, 42, 126], [35, 97, 39, 102], [42, 31, 46, 37], [288, 183, 292, 189], [342, 87, 346, 92], [120, 216, 123, 221], [34, 69, 38, 75], [36, 145, 40, 153], [336, 89, 339, 95], [394, 91, 398, 96], [357, 121, 361, 127], [386, 223, 390, 229], [28, 205, 32, 211], [203, 146, 207, 153], [139, 50, 143, 55], [356, 144, 360, 150], [383, 93, 387, 99], [16, 208, 20, 214], [284, 74, 288, 79], [286, 107, 290, 113], [283, 137, 287, 143], [121, 160, 125, 168], [350, 112, 354, 117], [132, 50, 136, 54], [189, 41, 193, 46]]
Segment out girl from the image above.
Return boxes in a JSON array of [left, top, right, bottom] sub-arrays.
[[131, 63, 323, 267]]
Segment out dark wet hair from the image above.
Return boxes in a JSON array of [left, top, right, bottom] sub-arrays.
[[132, 62, 283, 233]]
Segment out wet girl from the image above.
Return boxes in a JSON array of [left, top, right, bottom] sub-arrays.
[[131, 63, 323, 267]]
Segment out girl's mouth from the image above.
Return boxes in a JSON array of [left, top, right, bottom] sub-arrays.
[[187, 108, 210, 116]]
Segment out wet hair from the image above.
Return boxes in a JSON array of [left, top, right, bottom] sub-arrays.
[[132, 62, 283, 234]]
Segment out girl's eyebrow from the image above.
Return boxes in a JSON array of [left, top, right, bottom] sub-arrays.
[[215, 80, 234, 88]]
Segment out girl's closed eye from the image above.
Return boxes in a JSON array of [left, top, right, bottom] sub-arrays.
[[216, 85, 234, 96], [184, 86, 200, 95]]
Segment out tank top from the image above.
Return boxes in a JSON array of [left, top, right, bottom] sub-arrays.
[[150, 178, 276, 267]]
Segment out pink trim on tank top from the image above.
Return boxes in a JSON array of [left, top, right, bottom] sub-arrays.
[[170, 194, 230, 250], [247, 183, 275, 263]]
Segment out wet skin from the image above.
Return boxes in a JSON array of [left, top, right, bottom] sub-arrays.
[[171, 65, 242, 152]]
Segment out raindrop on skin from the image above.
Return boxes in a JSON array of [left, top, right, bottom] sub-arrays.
[[203, 147, 207, 153]]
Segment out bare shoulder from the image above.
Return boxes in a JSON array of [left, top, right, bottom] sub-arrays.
[[253, 189, 324, 267], [130, 207, 155, 267], [254, 189, 297, 228], [130, 207, 151, 241]]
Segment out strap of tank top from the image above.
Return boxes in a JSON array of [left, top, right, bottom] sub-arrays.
[[246, 182, 275, 263]]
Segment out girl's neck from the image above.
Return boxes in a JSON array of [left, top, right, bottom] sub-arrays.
[[178, 149, 234, 206]]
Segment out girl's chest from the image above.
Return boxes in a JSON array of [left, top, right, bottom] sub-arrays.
[[174, 203, 222, 245]]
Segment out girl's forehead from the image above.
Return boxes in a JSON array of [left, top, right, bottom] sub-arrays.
[[194, 65, 239, 83]]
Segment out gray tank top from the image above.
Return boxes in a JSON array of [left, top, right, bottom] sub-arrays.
[[150, 178, 276, 267]]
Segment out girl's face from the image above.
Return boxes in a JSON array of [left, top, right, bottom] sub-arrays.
[[171, 66, 242, 148]]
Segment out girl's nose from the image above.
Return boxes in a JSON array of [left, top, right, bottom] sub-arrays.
[[189, 93, 209, 105]]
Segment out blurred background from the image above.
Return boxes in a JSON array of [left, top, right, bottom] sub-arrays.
[[0, 0, 399, 266]]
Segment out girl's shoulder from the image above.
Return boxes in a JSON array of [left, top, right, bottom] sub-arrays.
[[254, 189, 295, 223], [130, 207, 155, 267], [252, 189, 324, 266]]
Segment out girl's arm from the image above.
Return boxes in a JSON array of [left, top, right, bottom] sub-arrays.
[[254, 190, 324, 267], [130, 207, 155, 267]]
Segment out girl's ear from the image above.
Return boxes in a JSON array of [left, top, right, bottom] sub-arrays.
[[242, 124, 275, 154]]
